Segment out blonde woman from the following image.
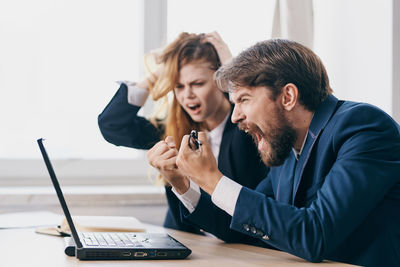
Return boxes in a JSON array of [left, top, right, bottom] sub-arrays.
[[98, 32, 268, 239]]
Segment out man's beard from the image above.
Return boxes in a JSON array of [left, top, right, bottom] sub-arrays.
[[239, 114, 297, 167]]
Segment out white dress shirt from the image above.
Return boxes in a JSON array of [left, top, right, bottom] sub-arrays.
[[116, 81, 150, 107]]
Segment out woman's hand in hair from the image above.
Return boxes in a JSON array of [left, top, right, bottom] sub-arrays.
[[138, 50, 164, 90], [204, 31, 233, 65], [147, 136, 190, 194], [138, 64, 164, 90]]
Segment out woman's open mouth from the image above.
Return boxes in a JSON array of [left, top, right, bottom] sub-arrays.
[[187, 103, 201, 114]]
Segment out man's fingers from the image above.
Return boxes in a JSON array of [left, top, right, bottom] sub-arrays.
[[147, 140, 166, 160], [147, 140, 177, 167], [149, 150, 178, 170], [160, 148, 178, 160], [179, 135, 190, 153], [197, 132, 210, 146], [165, 136, 176, 148], [177, 135, 190, 167], [158, 156, 178, 171]]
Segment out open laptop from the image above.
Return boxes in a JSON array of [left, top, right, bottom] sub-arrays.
[[37, 138, 191, 260]]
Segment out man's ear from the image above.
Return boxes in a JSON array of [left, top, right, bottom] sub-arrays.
[[280, 83, 298, 111]]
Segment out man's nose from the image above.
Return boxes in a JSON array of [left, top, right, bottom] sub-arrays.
[[231, 105, 245, 124]]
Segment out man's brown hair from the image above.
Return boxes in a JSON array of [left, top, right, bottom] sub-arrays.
[[215, 39, 332, 111]]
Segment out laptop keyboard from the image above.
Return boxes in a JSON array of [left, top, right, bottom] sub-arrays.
[[81, 233, 145, 247]]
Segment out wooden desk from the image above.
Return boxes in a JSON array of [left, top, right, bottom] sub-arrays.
[[0, 225, 354, 267]]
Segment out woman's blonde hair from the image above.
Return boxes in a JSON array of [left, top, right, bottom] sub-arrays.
[[147, 32, 222, 149]]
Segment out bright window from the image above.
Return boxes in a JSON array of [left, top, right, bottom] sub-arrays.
[[0, 0, 395, 186], [0, 0, 144, 160]]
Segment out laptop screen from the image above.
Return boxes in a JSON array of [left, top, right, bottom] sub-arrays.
[[37, 138, 83, 248]]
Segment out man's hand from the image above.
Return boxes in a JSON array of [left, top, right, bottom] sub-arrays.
[[147, 136, 190, 194], [176, 132, 223, 195]]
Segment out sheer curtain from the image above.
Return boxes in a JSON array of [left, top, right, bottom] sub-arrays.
[[271, 0, 314, 48]]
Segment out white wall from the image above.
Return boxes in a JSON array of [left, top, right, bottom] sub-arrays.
[[313, 0, 393, 116], [393, 0, 400, 122]]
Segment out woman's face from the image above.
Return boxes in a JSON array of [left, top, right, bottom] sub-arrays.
[[174, 61, 228, 129]]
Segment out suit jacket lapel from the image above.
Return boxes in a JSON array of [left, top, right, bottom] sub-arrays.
[[276, 152, 297, 204], [218, 107, 235, 177], [291, 95, 339, 203]]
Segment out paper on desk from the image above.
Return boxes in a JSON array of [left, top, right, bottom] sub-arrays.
[[36, 215, 146, 236], [62, 215, 146, 233], [0, 211, 62, 229]]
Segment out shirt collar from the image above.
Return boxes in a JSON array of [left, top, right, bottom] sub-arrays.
[[292, 113, 315, 160], [292, 133, 308, 160], [208, 112, 230, 142]]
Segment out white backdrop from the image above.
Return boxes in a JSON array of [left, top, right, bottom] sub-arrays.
[[0, 0, 395, 160]]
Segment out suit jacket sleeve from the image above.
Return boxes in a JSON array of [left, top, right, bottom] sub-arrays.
[[163, 186, 205, 234], [230, 105, 400, 262], [179, 177, 275, 247], [97, 84, 162, 149]]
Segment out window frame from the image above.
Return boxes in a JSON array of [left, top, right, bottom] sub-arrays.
[[0, 0, 168, 192]]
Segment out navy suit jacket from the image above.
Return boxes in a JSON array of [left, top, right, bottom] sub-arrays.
[[181, 95, 400, 266], [98, 84, 269, 237]]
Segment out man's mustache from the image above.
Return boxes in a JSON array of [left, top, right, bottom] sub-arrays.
[[238, 122, 265, 139], [238, 122, 248, 132]]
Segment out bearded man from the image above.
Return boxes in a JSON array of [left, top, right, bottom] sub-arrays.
[[149, 39, 400, 267]]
